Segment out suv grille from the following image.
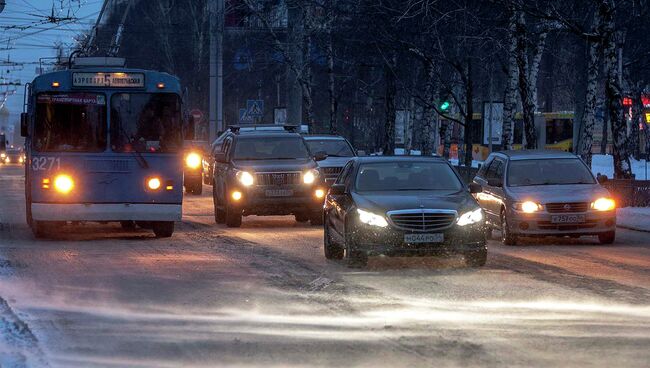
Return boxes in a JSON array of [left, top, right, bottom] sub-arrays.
[[255, 172, 301, 186], [321, 167, 343, 181], [546, 202, 589, 213], [388, 210, 457, 232]]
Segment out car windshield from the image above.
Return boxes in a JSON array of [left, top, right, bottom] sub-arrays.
[[355, 161, 463, 192], [110, 93, 182, 153], [306, 139, 354, 157], [508, 158, 596, 186], [233, 136, 310, 160], [33, 93, 107, 152]]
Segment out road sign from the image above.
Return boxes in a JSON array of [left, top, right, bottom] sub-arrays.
[[395, 110, 409, 145], [239, 108, 254, 124], [483, 101, 504, 145], [190, 109, 204, 122], [274, 107, 287, 125], [246, 100, 264, 118]]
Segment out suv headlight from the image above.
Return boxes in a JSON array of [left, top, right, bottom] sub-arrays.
[[303, 169, 319, 184], [515, 201, 542, 213], [592, 197, 615, 211], [236, 171, 255, 186], [357, 208, 388, 227], [457, 208, 483, 226]]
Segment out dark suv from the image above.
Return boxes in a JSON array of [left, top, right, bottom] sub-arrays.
[[212, 127, 327, 227]]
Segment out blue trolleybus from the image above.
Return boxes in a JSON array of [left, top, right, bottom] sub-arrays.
[[21, 57, 184, 238]]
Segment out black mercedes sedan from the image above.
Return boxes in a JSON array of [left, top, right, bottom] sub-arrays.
[[323, 156, 486, 267]]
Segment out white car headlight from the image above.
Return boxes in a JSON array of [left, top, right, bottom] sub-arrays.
[[457, 208, 483, 226], [236, 171, 255, 186], [515, 201, 542, 213], [357, 208, 388, 228], [303, 169, 319, 184], [592, 197, 615, 211]]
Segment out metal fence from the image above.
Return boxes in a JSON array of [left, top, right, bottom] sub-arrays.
[[601, 179, 650, 207]]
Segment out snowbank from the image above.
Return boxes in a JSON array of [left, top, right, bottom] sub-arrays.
[[617, 207, 650, 232], [591, 154, 649, 180]]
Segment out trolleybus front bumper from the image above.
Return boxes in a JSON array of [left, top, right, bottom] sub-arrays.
[[31, 203, 182, 222]]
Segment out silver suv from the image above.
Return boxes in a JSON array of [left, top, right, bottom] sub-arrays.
[[473, 150, 616, 245]]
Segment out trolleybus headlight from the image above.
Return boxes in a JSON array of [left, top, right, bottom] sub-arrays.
[[232, 191, 243, 201], [0, 153, 5, 158], [236, 171, 254, 187], [18, 157, 24, 164], [147, 177, 162, 190], [185, 152, 201, 169], [303, 169, 318, 184], [592, 197, 615, 211], [315, 188, 325, 199], [53, 174, 74, 194]]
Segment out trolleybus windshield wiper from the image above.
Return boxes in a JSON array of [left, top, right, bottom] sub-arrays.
[[119, 126, 149, 169]]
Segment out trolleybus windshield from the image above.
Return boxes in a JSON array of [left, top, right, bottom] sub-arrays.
[[33, 93, 107, 152], [110, 93, 182, 153]]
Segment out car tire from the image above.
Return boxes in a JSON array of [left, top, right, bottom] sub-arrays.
[[120, 221, 136, 231], [153, 221, 174, 237], [225, 199, 242, 228], [212, 186, 226, 224], [324, 218, 344, 260], [598, 231, 615, 245], [294, 213, 309, 223], [344, 224, 367, 267], [465, 248, 487, 267], [309, 211, 323, 226], [136, 221, 153, 229], [501, 211, 518, 246]]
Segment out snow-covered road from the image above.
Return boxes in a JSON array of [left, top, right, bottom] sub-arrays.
[[1, 165, 649, 367]]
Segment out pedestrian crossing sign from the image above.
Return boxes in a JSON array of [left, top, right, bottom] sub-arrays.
[[246, 100, 264, 118]]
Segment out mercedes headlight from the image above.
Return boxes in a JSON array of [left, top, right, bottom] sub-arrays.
[[457, 208, 483, 226], [236, 171, 255, 187], [303, 169, 319, 184], [357, 208, 388, 228], [592, 197, 615, 211]]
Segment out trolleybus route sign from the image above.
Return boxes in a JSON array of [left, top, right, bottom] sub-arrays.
[[72, 72, 145, 88]]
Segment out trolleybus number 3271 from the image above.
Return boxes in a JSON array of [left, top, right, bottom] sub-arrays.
[[32, 157, 61, 171]]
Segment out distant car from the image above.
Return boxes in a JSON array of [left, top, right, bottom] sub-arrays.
[[2, 147, 25, 165], [212, 126, 327, 227], [323, 156, 486, 267], [183, 140, 207, 195], [473, 150, 616, 245], [303, 135, 356, 186]]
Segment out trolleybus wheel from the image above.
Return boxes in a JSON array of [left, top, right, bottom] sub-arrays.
[[153, 221, 174, 238], [120, 221, 136, 231]]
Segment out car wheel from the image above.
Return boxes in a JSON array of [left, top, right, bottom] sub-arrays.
[[309, 211, 323, 226], [598, 231, 615, 245], [212, 185, 226, 224], [120, 221, 136, 231], [324, 217, 344, 260], [153, 221, 174, 238], [465, 248, 487, 267], [344, 224, 367, 267], [501, 211, 518, 246], [294, 213, 309, 223], [225, 197, 242, 228]]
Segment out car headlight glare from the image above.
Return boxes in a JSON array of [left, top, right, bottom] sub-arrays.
[[592, 197, 615, 211], [54, 174, 74, 194], [457, 208, 483, 226], [147, 177, 162, 190], [357, 208, 388, 228], [303, 169, 318, 184], [0, 153, 5, 158], [517, 201, 541, 213], [236, 171, 255, 186], [185, 152, 202, 169]]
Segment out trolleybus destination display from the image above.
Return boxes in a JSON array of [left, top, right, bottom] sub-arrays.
[[72, 72, 145, 88]]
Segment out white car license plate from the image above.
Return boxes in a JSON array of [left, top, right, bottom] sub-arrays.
[[551, 214, 585, 224], [265, 189, 293, 197], [404, 233, 444, 244]]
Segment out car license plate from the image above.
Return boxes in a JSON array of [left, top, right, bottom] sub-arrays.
[[404, 233, 444, 244], [265, 189, 293, 197], [551, 214, 585, 224]]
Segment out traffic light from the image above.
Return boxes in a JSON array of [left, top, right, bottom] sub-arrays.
[[440, 101, 450, 112]]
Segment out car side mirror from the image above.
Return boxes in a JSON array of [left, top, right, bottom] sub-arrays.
[[487, 178, 503, 187], [20, 112, 29, 137], [314, 151, 328, 161], [330, 184, 346, 195], [215, 152, 227, 163], [468, 182, 482, 194]]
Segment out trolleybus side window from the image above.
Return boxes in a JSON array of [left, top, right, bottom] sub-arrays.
[[110, 93, 182, 153], [33, 93, 107, 152]]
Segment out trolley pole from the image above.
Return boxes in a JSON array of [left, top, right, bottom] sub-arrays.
[[209, 0, 225, 142]]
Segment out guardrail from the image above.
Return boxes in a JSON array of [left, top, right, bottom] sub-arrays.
[[601, 179, 650, 207]]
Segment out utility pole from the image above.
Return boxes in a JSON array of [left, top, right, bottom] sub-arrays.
[[286, 1, 303, 126], [209, 0, 225, 142]]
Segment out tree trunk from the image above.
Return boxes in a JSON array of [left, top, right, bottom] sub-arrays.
[[464, 59, 474, 168], [383, 55, 397, 155], [515, 11, 537, 149], [629, 85, 642, 160], [326, 28, 337, 134], [421, 61, 436, 155], [579, 34, 601, 166], [601, 0, 632, 178], [502, 10, 519, 150]]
